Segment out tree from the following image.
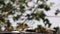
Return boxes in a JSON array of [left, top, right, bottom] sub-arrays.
[[0, 14, 6, 31], [4, 20, 14, 31], [35, 25, 45, 33], [53, 27, 59, 34], [0, 0, 54, 31]]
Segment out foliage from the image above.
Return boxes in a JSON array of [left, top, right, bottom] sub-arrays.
[[10, 0, 16, 3], [19, 4, 25, 13], [43, 18, 51, 28], [0, 14, 5, 22], [13, 15, 21, 21], [0, 0, 5, 5], [35, 25, 48, 33], [54, 27, 59, 32], [55, 9, 60, 15], [0, 0, 54, 31]]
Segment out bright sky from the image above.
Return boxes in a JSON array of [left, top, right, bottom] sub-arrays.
[[5, 0, 60, 29]]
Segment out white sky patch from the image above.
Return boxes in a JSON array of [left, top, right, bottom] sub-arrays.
[[27, 1, 35, 7], [46, 17, 60, 28]]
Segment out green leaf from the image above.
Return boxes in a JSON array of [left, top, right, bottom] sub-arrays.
[[18, 0, 26, 3], [39, 11, 46, 18], [0, 15, 5, 22], [27, 16, 34, 20], [35, 16, 40, 21], [31, 13, 36, 16], [1, 3, 13, 12], [39, 0, 44, 2], [7, 20, 11, 27], [43, 18, 49, 26], [38, 4, 45, 8], [31, 11, 46, 21], [25, 3, 29, 7], [54, 27, 59, 32], [26, 14, 34, 20], [13, 15, 21, 21], [44, 18, 51, 27], [44, 5, 50, 11], [48, 23, 51, 28], [10, 0, 16, 3], [8, 11, 14, 15], [42, 18, 46, 22], [26, 14, 30, 17], [20, 9, 25, 13], [20, 5, 25, 13]]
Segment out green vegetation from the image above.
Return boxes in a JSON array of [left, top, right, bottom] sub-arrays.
[[0, 0, 58, 33]]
